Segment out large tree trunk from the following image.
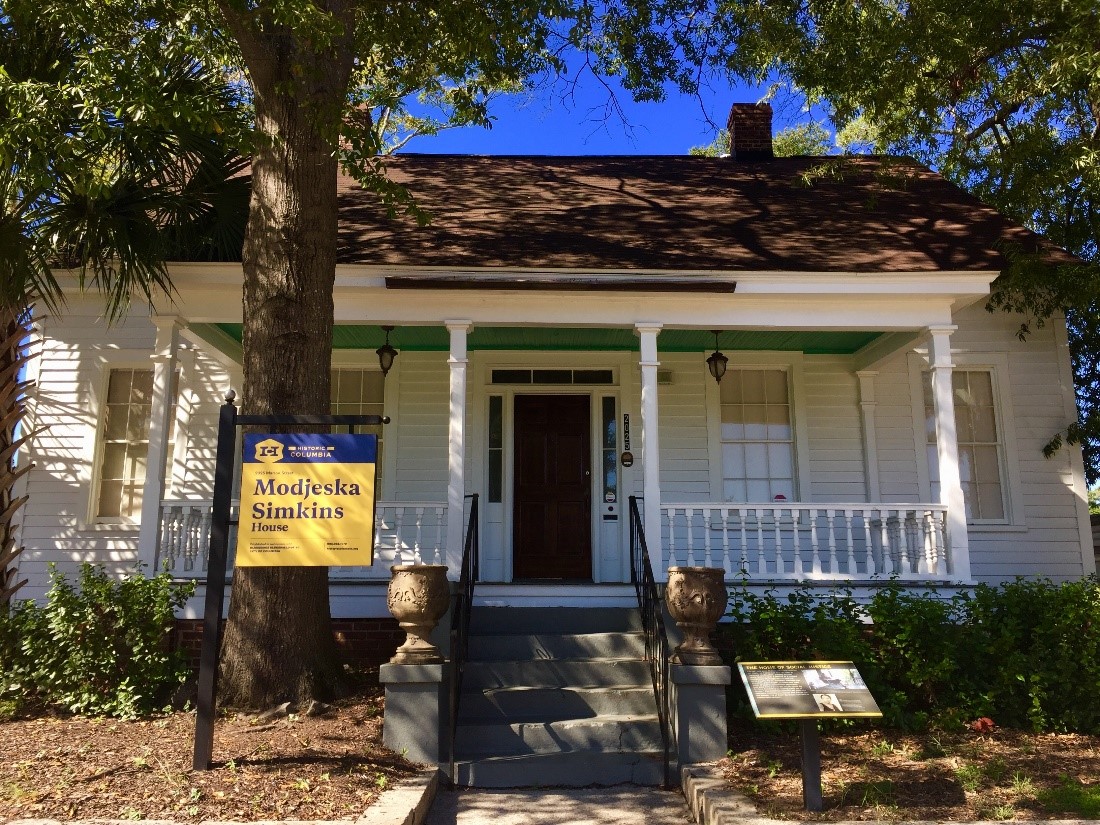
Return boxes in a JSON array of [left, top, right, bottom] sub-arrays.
[[1, 304, 33, 606], [217, 4, 357, 708]]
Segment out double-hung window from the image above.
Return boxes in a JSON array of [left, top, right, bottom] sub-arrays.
[[95, 368, 178, 522], [922, 369, 1008, 521], [330, 368, 386, 494], [719, 368, 796, 502]]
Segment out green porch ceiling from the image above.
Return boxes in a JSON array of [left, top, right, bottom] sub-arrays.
[[202, 324, 881, 354]]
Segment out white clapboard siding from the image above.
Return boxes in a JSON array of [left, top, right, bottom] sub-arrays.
[[657, 355, 712, 499], [802, 356, 866, 502], [392, 352, 449, 501]]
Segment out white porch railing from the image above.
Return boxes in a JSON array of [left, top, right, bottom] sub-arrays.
[[155, 499, 447, 579], [661, 503, 950, 580]]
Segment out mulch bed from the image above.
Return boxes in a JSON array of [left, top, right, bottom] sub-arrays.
[[722, 724, 1100, 820], [0, 689, 420, 822]]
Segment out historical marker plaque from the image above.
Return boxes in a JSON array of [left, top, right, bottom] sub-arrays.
[[737, 660, 882, 719]]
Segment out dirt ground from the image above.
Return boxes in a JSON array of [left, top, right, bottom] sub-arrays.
[[0, 689, 419, 822], [4, 698, 1100, 822], [722, 724, 1100, 820]]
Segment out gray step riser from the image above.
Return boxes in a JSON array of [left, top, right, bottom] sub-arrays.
[[470, 607, 643, 635], [468, 632, 646, 661], [455, 717, 664, 756], [458, 686, 658, 722], [454, 752, 669, 788], [462, 659, 652, 690]]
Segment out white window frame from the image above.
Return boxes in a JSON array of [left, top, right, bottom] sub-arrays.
[[908, 351, 1026, 529], [83, 354, 185, 530], [706, 352, 812, 503]]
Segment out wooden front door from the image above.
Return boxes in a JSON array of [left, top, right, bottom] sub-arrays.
[[512, 395, 592, 580]]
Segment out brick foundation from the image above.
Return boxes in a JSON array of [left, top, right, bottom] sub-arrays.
[[173, 618, 403, 676]]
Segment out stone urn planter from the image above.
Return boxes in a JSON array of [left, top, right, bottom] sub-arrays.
[[665, 566, 728, 665], [386, 564, 450, 664]]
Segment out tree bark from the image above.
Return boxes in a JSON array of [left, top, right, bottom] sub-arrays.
[[1, 304, 33, 606], [217, 4, 357, 708]]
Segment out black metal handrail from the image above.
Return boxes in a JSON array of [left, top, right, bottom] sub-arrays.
[[448, 494, 479, 785], [629, 495, 674, 789]]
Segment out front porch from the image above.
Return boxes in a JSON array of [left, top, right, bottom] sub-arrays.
[[154, 498, 955, 584]]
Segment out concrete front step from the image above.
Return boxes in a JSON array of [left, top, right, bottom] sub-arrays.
[[460, 685, 658, 722], [468, 631, 646, 661], [453, 750, 671, 788], [469, 606, 643, 635], [462, 658, 652, 690], [455, 714, 664, 757]]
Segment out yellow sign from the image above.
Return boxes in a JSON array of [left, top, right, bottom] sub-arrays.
[[236, 433, 377, 567]]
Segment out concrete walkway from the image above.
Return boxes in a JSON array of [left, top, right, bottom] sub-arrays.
[[424, 786, 693, 825]]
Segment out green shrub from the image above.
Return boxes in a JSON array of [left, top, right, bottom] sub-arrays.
[[722, 576, 1100, 733], [0, 563, 194, 717]]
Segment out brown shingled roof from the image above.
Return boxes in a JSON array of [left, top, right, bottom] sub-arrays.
[[335, 154, 1074, 273]]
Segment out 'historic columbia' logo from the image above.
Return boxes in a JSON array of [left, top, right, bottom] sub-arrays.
[[254, 438, 285, 463]]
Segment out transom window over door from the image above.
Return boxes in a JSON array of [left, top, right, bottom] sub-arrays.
[[923, 370, 1006, 521], [720, 368, 795, 502]]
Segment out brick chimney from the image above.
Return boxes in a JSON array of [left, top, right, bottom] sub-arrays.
[[727, 103, 774, 160]]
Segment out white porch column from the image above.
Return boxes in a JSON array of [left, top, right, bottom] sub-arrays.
[[856, 370, 881, 501], [138, 316, 185, 570], [636, 324, 663, 572], [445, 321, 472, 576], [928, 326, 972, 581]]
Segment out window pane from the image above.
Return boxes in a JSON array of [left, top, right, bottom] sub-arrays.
[[722, 443, 745, 477], [967, 372, 994, 406], [720, 420, 745, 440], [973, 445, 1001, 483], [743, 407, 767, 440], [107, 371, 132, 402], [747, 480, 771, 501], [336, 371, 363, 403], [105, 406, 128, 440], [976, 482, 1005, 520], [745, 443, 767, 474], [764, 370, 788, 403], [723, 480, 747, 502], [100, 443, 127, 479], [126, 405, 151, 441], [130, 370, 154, 403], [489, 396, 503, 449], [972, 406, 998, 442], [741, 370, 765, 403], [770, 479, 795, 501], [766, 405, 791, 439], [768, 443, 793, 478], [720, 372, 743, 404], [98, 482, 124, 517]]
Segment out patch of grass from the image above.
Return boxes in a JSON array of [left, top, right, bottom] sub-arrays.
[[983, 757, 1009, 784], [839, 779, 897, 807], [956, 763, 983, 792], [979, 803, 1016, 820], [915, 735, 948, 760], [1011, 772, 1035, 795], [871, 740, 896, 757], [1036, 778, 1100, 818]]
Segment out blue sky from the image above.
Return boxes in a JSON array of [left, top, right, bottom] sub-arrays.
[[399, 74, 782, 156]]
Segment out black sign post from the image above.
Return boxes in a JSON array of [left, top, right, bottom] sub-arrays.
[[191, 392, 388, 771], [737, 660, 882, 812]]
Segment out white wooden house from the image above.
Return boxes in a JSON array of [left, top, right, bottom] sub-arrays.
[[14, 104, 1096, 618]]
